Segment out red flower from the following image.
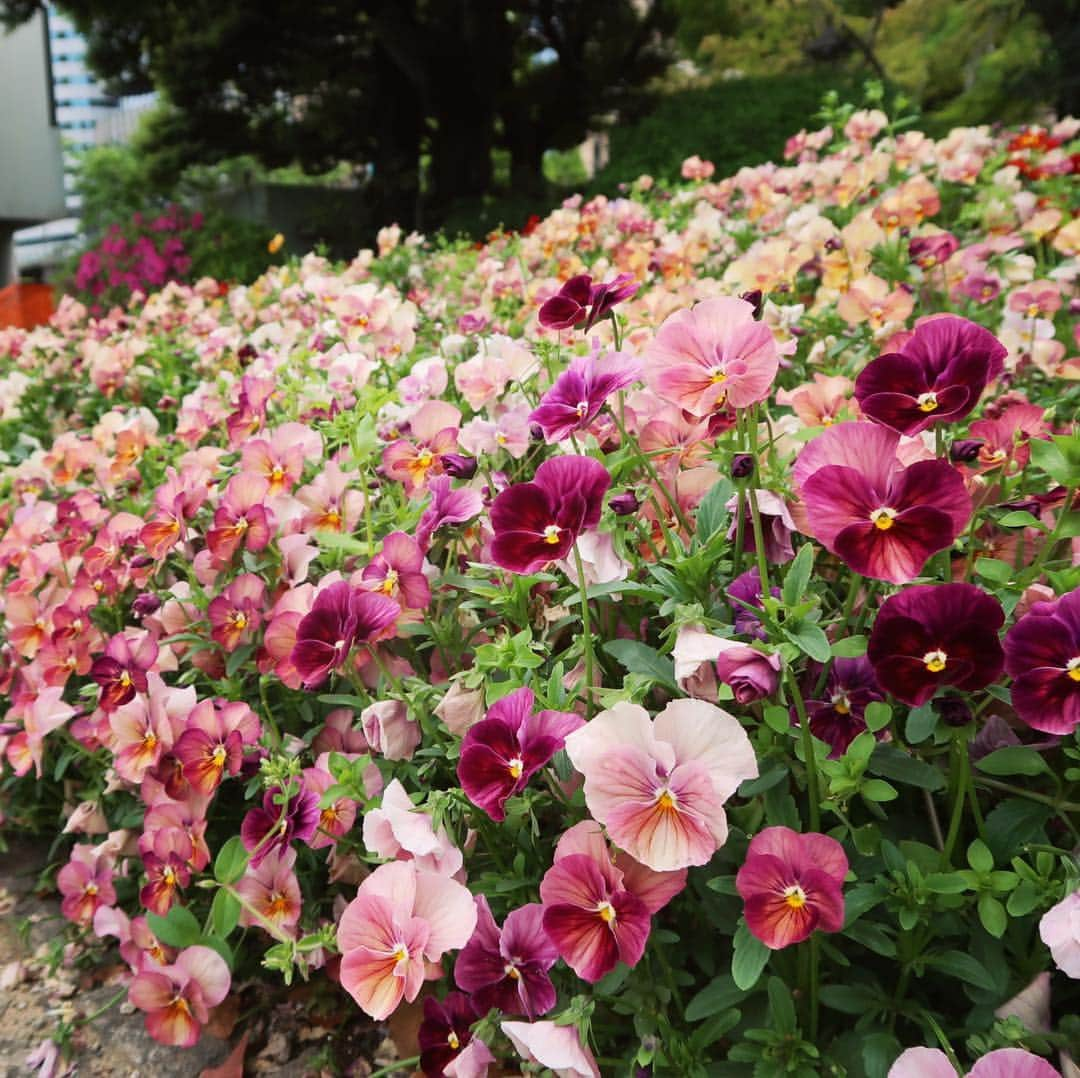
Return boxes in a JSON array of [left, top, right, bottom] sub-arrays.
[[736, 827, 847, 949]]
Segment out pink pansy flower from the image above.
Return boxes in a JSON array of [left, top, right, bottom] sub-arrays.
[[361, 699, 421, 761], [240, 421, 321, 495], [415, 476, 484, 551], [360, 531, 431, 611], [20, 685, 77, 777], [1039, 889, 1080, 977], [644, 296, 782, 415], [234, 846, 303, 934], [207, 573, 266, 652], [109, 673, 193, 784], [140, 828, 193, 915], [796, 421, 971, 584], [457, 686, 583, 822], [128, 945, 230, 1048], [337, 860, 477, 1020], [205, 472, 275, 562], [735, 826, 847, 949], [888, 1047, 1060, 1078], [57, 844, 116, 926], [501, 1021, 600, 1078], [363, 778, 463, 877], [455, 896, 559, 1017], [172, 697, 261, 796], [564, 699, 758, 871], [296, 459, 366, 533], [382, 401, 462, 497], [303, 763, 358, 849]]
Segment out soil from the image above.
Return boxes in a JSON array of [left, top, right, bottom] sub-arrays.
[[0, 838, 408, 1077]]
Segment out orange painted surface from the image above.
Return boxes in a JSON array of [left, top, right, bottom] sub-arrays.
[[0, 283, 55, 328]]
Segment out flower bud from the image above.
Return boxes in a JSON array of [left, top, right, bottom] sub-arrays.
[[731, 453, 754, 479], [935, 695, 972, 727], [950, 438, 984, 463], [740, 289, 764, 319], [441, 453, 478, 479], [132, 593, 162, 617], [609, 490, 640, 516]]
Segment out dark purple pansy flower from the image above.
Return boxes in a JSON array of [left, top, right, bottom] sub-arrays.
[[418, 991, 480, 1077], [90, 633, 159, 712], [727, 569, 779, 640], [529, 351, 641, 443], [457, 687, 583, 821], [490, 455, 611, 574], [454, 896, 558, 1018], [803, 657, 885, 757], [240, 784, 320, 867], [854, 315, 1007, 435], [1003, 586, 1080, 735], [797, 422, 971, 585], [538, 272, 638, 333], [290, 583, 400, 688], [867, 583, 1005, 706]]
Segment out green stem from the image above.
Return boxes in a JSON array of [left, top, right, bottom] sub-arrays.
[[367, 1055, 422, 1078], [745, 408, 770, 598], [786, 669, 821, 832], [921, 1010, 963, 1072], [940, 736, 970, 867], [79, 987, 128, 1025], [731, 486, 747, 581], [807, 934, 820, 1042], [573, 541, 596, 718], [973, 776, 1080, 819], [610, 408, 692, 534], [1027, 485, 1077, 581]]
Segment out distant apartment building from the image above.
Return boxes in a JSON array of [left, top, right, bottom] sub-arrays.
[[13, 8, 155, 276], [0, 9, 67, 285]]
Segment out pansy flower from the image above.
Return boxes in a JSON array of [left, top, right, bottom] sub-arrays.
[[735, 826, 847, 949], [803, 657, 885, 757], [538, 272, 638, 333], [796, 421, 971, 584], [418, 992, 491, 1078], [455, 896, 558, 1017], [530, 351, 641, 443], [1003, 587, 1080, 735], [888, 1047, 1060, 1078], [854, 314, 1007, 435], [457, 686, 582, 821], [241, 783, 320, 867], [867, 583, 1005, 706], [128, 945, 230, 1048], [90, 632, 159, 712], [490, 456, 611, 574]]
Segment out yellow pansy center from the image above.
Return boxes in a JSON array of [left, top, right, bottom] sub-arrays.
[[505, 963, 521, 980], [783, 884, 807, 910], [507, 756, 524, 779], [596, 902, 617, 924], [709, 368, 727, 385], [267, 892, 289, 917], [119, 670, 133, 688], [917, 391, 939, 413], [393, 945, 409, 964], [1066, 657, 1080, 682], [230, 612, 248, 630], [923, 649, 948, 673], [831, 694, 851, 715], [448, 1032, 460, 1050], [656, 787, 678, 811], [575, 400, 589, 418], [870, 507, 897, 531], [379, 568, 399, 595], [543, 524, 561, 545], [416, 448, 434, 468], [212, 743, 228, 767]]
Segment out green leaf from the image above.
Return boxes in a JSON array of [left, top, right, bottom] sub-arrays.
[[967, 839, 994, 874], [782, 544, 815, 608], [731, 921, 770, 991], [975, 557, 1013, 584], [820, 985, 876, 1014], [214, 836, 249, 885], [210, 888, 241, 938], [602, 640, 679, 694], [738, 764, 789, 798], [867, 744, 945, 791], [684, 974, 749, 1022], [783, 620, 831, 663], [695, 478, 734, 540], [975, 746, 1050, 777], [862, 1032, 903, 1078], [905, 704, 937, 744], [831, 635, 867, 658], [996, 510, 1047, 531], [924, 872, 971, 894], [316, 693, 367, 709], [1029, 433, 1080, 487], [929, 950, 996, 991], [767, 977, 796, 1035], [763, 705, 791, 735], [225, 643, 255, 679], [978, 893, 1007, 938], [1006, 880, 1042, 917], [843, 920, 896, 958], [147, 906, 202, 949], [864, 701, 892, 733], [861, 778, 898, 802], [983, 799, 1052, 863]]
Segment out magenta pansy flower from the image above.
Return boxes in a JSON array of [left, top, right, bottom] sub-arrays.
[[360, 530, 431, 611], [854, 314, 1007, 435], [417, 992, 489, 1077], [490, 455, 611, 574], [796, 421, 971, 584], [529, 351, 641, 443], [735, 826, 847, 949], [415, 475, 484, 551], [564, 699, 758, 871], [455, 896, 558, 1017], [538, 272, 638, 333], [1003, 587, 1080, 735], [457, 686, 583, 822], [290, 581, 400, 688], [90, 632, 159, 712], [867, 583, 1005, 706], [803, 656, 885, 757], [240, 783, 320, 867], [644, 295, 783, 415]]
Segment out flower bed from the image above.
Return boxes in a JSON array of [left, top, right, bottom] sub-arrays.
[[1, 109, 1079, 1075]]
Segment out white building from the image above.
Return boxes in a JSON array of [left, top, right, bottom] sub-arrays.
[[13, 9, 155, 276]]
